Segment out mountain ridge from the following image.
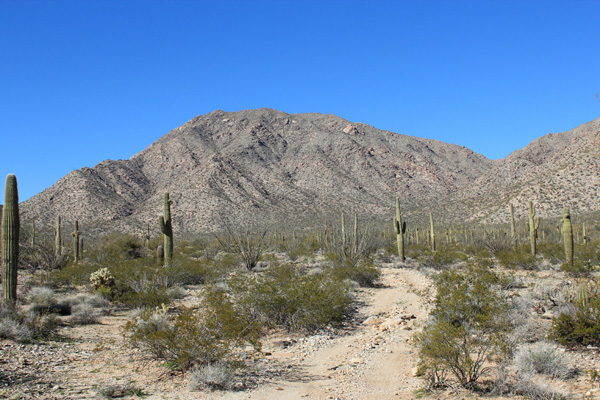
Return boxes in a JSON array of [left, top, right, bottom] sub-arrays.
[[19, 109, 600, 234]]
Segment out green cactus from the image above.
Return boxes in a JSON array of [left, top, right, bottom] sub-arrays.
[[528, 201, 540, 256], [72, 220, 80, 264], [55, 215, 62, 256], [429, 212, 436, 252], [144, 223, 151, 249], [2, 174, 19, 304], [562, 208, 573, 267], [509, 203, 517, 248], [159, 193, 173, 268], [394, 198, 407, 261], [157, 244, 164, 266]]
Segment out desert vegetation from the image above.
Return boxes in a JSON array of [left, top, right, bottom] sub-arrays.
[[3, 175, 600, 399]]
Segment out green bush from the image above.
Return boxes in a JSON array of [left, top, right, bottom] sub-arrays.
[[330, 262, 380, 288], [538, 242, 564, 265], [551, 279, 600, 347], [418, 246, 468, 270], [123, 293, 261, 371], [228, 264, 354, 332], [495, 248, 537, 270], [415, 265, 512, 389]]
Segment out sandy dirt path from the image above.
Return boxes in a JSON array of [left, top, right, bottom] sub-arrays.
[[197, 266, 431, 400]]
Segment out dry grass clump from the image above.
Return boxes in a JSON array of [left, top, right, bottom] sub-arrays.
[[188, 362, 236, 391]]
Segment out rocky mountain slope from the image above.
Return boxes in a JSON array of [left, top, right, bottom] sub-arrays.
[[442, 116, 600, 222], [20, 108, 494, 234]]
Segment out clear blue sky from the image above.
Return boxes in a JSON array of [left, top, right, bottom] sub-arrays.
[[1, 0, 599, 202]]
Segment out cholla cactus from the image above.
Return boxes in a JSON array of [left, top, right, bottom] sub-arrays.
[[90, 268, 116, 291]]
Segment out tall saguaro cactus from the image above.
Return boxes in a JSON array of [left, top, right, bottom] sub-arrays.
[[159, 193, 173, 268], [2, 174, 20, 304], [562, 208, 574, 267], [429, 212, 436, 252], [55, 215, 62, 256], [394, 198, 407, 261], [72, 220, 80, 264], [528, 201, 540, 256], [509, 203, 517, 248]]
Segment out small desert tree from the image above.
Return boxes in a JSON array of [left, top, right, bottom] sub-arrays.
[[416, 265, 512, 389], [215, 224, 268, 271]]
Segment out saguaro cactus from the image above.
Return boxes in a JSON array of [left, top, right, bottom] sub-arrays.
[[429, 212, 436, 252], [144, 223, 151, 249], [528, 201, 540, 256], [72, 220, 80, 264], [394, 198, 407, 261], [509, 203, 517, 248], [157, 244, 164, 266], [562, 208, 574, 267], [159, 193, 173, 268], [2, 174, 19, 303], [55, 215, 62, 256]]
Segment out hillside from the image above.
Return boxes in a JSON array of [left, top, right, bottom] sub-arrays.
[[20, 108, 494, 233], [442, 116, 600, 222]]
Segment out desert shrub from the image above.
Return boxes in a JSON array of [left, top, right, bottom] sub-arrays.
[[70, 303, 102, 325], [86, 233, 144, 265], [0, 304, 32, 342], [551, 278, 600, 347], [228, 264, 354, 332], [123, 293, 261, 371], [495, 248, 537, 270], [560, 259, 594, 277], [415, 265, 512, 389], [513, 342, 572, 380], [330, 262, 380, 287], [418, 247, 468, 270], [188, 362, 235, 391], [215, 226, 269, 271], [325, 216, 378, 268], [538, 243, 564, 265], [512, 373, 567, 400], [38, 261, 98, 288], [508, 295, 546, 343], [28, 286, 71, 316], [98, 382, 144, 398]]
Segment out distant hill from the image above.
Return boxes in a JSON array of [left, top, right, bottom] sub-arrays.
[[443, 116, 600, 223], [20, 108, 494, 234]]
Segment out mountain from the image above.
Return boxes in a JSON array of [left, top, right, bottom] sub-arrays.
[[20, 108, 495, 234], [444, 116, 600, 222]]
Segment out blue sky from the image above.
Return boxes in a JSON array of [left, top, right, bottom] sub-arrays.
[[1, 0, 599, 202]]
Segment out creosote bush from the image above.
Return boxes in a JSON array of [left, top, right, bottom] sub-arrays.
[[495, 247, 537, 270], [416, 265, 512, 389], [227, 263, 354, 332], [551, 277, 600, 347], [123, 292, 261, 371]]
